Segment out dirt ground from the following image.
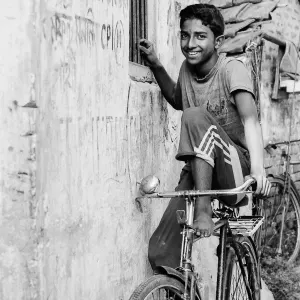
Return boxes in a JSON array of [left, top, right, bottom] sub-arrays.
[[261, 257, 300, 300]]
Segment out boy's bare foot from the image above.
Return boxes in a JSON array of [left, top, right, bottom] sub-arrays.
[[193, 211, 215, 238]]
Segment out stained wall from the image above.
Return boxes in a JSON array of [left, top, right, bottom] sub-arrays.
[[260, 0, 300, 186], [36, 0, 188, 299], [2, 0, 300, 299], [0, 1, 39, 299], [0, 0, 195, 299]]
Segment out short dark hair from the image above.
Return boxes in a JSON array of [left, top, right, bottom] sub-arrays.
[[180, 4, 225, 38]]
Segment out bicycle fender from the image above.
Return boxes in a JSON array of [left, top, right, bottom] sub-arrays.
[[154, 265, 184, 280], [154, 265, 202, 299]]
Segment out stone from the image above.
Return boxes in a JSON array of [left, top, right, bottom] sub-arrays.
[[261, 279, 275, 300]]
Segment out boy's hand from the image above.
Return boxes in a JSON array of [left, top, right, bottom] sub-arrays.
[[247, 173, 271, 197], [139, 39, 161, 68]]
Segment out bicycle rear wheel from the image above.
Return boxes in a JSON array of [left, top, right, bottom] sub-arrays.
[[254, 175, 300, 264], [129, 275, 186, 300], [224, 236, 260, 300]]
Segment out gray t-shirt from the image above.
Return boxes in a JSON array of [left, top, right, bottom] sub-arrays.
[[169, 54, 255, 150]]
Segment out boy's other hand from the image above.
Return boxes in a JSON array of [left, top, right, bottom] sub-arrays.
[[248, 173, 271, 197], [139, 39, 161, 69]]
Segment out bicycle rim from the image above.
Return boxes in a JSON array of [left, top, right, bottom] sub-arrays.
[[129, 275, 187, 300], [224, 237, 260, 300], [256, 176, 300, 264], [240, 236, 261, 300]]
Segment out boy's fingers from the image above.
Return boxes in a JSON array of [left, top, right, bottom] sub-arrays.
[[250, 175, 271, 196], [262, 178, 268, 195], [264, 179, 269, 196], [139, 45, 149, 54], [255, 176, 263, 195], [263, 178, 271, 196], [139, 39, 152, 47], [266, 181, 271, 196], [267, 182, 272, 196]]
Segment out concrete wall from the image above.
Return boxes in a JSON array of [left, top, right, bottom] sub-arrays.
[[259, 0, 300, 189], [2, 0, 300, 299], [36, 0, 189, 299], [0, 1, 39, 299], [0, 0, 200, 299]]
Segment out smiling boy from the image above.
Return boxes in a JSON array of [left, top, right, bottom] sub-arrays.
[[139, 4, 271, 269]]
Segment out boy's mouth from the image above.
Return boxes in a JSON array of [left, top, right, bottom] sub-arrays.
[[185, 50, 201, 58]]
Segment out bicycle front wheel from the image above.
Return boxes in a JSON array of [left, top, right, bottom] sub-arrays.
[[224, 236, 260, 300], [129, 275, 186, 300], [255, 175, 300, 264]]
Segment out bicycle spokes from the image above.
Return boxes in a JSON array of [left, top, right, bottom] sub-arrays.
[[258, 178, 300, 263]]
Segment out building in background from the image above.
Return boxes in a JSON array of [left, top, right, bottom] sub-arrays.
[[0, 0, 300, 299]]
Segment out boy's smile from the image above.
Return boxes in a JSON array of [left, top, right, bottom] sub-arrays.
[[180, 19, 218, 72]]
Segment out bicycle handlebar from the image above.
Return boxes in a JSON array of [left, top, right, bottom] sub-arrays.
[[137, 178, 256, 199]]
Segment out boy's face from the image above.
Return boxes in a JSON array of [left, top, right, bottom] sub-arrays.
[[180, 18, 217, 66]]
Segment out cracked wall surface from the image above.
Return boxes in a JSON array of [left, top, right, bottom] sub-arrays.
[[0, 1, 39, 299], [2, 0, 300, 299], [36, 0, 190, 299]]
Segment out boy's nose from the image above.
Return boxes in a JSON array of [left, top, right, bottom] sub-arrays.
[[187, 37, 197, 48]]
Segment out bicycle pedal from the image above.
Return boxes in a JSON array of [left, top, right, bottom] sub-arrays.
[[229, 216, 264, 236]]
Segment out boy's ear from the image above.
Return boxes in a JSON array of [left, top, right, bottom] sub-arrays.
[[215, 35, 225, 49]]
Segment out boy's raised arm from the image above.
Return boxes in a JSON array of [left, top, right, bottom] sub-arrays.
[[139, 39, 176, 104]]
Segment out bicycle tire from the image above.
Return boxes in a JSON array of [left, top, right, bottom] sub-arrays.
[[129, 274, 188, 300], [224, 236, 260, 300], [254, 175, 300, 264], [240, 236, 261, 300]]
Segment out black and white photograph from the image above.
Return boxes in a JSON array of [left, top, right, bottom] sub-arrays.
[[1, 0, 300, 299]]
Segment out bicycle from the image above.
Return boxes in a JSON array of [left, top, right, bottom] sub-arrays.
[[253, 140, 300, 264], [130, 176, 263, 300]]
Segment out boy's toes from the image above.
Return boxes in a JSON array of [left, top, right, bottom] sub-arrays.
[[195, 229, 211, 238], [195, 229, 204, 237], [204, 230, 211, 237]]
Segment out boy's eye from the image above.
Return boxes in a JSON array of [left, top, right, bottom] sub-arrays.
[[196, 34, 206, 40], [180, 33, 189, 39]]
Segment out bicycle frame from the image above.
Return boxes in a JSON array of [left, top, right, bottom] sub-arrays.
[[176, 195, 255, 300], [136, 178, 259, 300], [176, 195, 197, 300]]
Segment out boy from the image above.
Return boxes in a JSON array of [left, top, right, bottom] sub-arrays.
[[139, 4, 271, 269]]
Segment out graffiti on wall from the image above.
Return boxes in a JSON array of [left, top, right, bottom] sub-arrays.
[[100, 0, 129, 10], [49, 10, 125, 64], [50, 12, 125, 55], [54, 0, 129, 13], [48, 8, 125, 92]]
